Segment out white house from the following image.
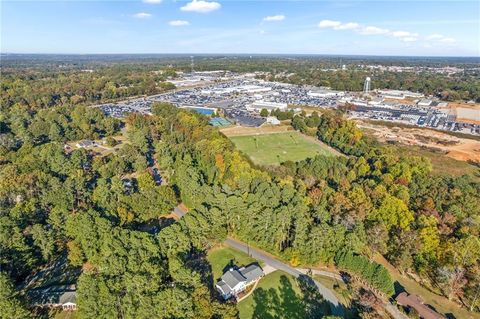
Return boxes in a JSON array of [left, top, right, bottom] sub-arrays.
[[216, 265, 264, 300], [30, 287, 77, 311], [75, 140, 94, 148]]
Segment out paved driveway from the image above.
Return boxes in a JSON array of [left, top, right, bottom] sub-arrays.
[[225, 238, 344, 317], [173, 206, 344, 317]]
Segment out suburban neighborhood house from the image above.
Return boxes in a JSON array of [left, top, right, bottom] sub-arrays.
[[216, 264, 264, 300], [29, 285, 77, 311], [395, 292, 445, 319]]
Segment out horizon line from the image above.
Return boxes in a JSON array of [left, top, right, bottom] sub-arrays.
[[2, 52, 480, 59]]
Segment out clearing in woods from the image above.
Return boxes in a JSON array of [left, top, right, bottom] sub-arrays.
[[228, 131, 338, 166]]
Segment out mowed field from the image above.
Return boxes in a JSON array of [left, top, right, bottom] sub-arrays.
[[229, 132, 337, 166]]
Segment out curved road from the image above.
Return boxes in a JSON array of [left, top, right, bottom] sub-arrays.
[[225, 238, 344, 317], [172, 205, 410, 319], [172, 206, 344, 317]]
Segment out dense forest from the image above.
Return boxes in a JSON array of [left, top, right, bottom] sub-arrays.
[[2, 54, 480, 104], [1, 99, 479, 317], [1, 65, 176, 111], [1, 56, 479, 318], [0, 104, 238, 318]]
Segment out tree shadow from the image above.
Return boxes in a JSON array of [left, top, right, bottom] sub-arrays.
[[222, 259, 238, 276], [393, 280, 406, 298], [181, 249, 215, 295], [251, 275, 329, 319]]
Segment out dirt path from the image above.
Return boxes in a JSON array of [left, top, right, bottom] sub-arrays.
[[220, 124, 294, 137]]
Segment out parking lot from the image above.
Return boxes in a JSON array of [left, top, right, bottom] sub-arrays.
[[95, 74, 479, 135]]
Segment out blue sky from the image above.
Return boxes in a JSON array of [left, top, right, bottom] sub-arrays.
[[1, 0, 479, 56]]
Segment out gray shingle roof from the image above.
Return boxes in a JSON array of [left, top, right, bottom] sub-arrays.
[[30, 288, 76, 306], [216, 281, 232, 296], [216, 264, 264, 299], [240, 264, 264, 283], [221, 269, 246, 288]]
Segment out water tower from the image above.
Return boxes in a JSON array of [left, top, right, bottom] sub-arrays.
[[364, 77, 371, 93]]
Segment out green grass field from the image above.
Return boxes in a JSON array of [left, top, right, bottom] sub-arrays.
[[207, 246, 259, 281], [237, 271, 328, 319], [229, 132, 337, 166]]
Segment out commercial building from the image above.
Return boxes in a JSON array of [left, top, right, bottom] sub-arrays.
[[378, 89, 424, 99], [265, 116, 281, 125], [417, 99, 433, 107], [247, 101, 288, 112], [307, 89, 345, 98]]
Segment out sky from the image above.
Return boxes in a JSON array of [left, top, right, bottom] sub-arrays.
[[1, 0, 479, 56]]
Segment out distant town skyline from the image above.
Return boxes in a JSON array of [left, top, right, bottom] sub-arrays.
[[2, 0, 479, 57]]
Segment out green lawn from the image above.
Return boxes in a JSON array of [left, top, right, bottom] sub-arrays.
[[229, 132, 337, 166], [238, 271, 328, 319], [207, 246, 259, 281]]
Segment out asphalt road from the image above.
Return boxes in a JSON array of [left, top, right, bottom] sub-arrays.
[[225, 238, 344, 317], [173, 206, 186, 218], [172, 205, 344, 317]]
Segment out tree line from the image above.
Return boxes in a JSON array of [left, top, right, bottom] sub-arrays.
[[1, 100, 479, 317]]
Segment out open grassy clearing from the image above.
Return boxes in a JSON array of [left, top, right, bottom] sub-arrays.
[[229, 132, 337, 166], [237, 270, 328, 319], [207, 246, 260, 281]]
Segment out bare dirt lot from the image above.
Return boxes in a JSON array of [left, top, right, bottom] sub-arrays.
[[439, 101, 480, 125], [357, 121, 480, 163]]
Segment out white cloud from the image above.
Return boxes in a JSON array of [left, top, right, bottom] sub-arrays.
[[426, 34, 444, 40], [335, 22, 360, 30], [425, 34, 456, 44], [402, 37, 418, 42], [392, 31, 418, 38], [317, 18, 432, 45], [169, 20, 190, 26], [142, 0, 162, 3], [263, 15, 285, 22], [133, 12, 152, 19], [318, 20, 341, 28], [180, 0, 221, 13], [359, 26, 390, 35], [440, 37, 456, 44]]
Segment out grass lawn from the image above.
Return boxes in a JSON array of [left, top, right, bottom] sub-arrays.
[[53, 311, 77, 319], [229, 132, 337, 166], [237, 270, 328, 319], [314, 275, 352, 308], [207, 246, 260, 281]]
